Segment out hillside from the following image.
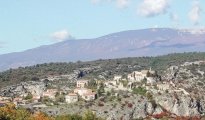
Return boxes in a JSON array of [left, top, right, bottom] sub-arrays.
[[0, 28, 205, 71], [1, 52, 205, 119], [0, 52, 205, 89]]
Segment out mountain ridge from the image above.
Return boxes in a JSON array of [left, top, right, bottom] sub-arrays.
[[0, 28, 205, 71]]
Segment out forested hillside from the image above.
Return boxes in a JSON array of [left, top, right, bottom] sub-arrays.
[[0, 52, 205, 88]]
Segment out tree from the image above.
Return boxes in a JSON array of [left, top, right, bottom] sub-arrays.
[[55, 114, 82, 120], [146, 92, 153, 100], [132, 87, 147, 96], [24, 92, 33, 100], [0, 103, 31, 120], [83, 110, 103, 120], [31, 112, 53, 120], [97, 83, 105, 97], [15, 108, 31, 120]]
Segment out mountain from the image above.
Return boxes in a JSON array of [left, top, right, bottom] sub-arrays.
[[0, 28, 205, 71]]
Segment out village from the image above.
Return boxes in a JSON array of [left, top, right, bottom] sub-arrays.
[[0, 68, 191, 110]]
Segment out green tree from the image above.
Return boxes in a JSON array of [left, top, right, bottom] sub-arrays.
[[97, 82, 105, 97], [83, 110, 103, 120], [132, 87, 147, 96], [24, 92, 33, 100]]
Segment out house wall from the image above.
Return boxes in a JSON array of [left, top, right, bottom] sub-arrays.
[[65, 95, 78, 103], [82, 94, 96, 101], [77, 81, 88, 88]]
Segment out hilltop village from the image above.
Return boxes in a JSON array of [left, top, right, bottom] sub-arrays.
[[1, 68, 177, 105], [1, 60, 205, 119]]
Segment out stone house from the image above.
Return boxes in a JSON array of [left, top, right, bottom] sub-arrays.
[[0, 96, 3, 101], [13, 97, 23, 106], [81, 92, 96, 101], [65, 93, 78, 103], [128, 71, 146, 82], [33, 95, 41, 103], [0, 100, 10, 107], [127, 69, 158, 83], [74, 88, 96, 101], [157, 84, 170, 91], [76, 80, 88, 88], [113, 75, 122, 82], [74, 88, 92, 96], [42, 89, 58, 99], [147, 77, 156, 85], [0, 96, 12, 101]]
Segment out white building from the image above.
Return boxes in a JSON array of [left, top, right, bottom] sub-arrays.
[[128, 71, 147, 82], [42, 89, 58, 99], [74, 88, 92, 96], [32, 95, 41, 103], [13, 97, 23, 106], [127, 68, 157, 83], [74, 88, 96, 101], [157, 84, 170, 91], [81, 92, 96, 101], [113, 75, 122, 82], [147, 77, 156, 85], [76, 80, 88, 88], [65, 93, 78, 103]]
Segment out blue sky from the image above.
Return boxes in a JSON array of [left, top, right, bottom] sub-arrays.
[[0, 0, 205, 54]]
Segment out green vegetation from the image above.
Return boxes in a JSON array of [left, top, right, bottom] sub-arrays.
[[24, 92, 33, 100], [132, 87, 147, 96], [0, 103, 104, 120], [87, 80, 98, 91], [0, 52, 205, 88], [120, 80, 129, 87], [146, 92, 153, 100], [97, 82, 105, 97]]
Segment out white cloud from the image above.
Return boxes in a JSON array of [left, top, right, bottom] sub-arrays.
[[138, 0, 169, 17], [0, 41, 5, 48], [91, 0, 130, 9], [91, 0, 101, 4], [170, 13, 179, 22], [51, 30, 72, 42], [188, 1, 201, 25], [116, 0, 129, 8], [169, 13, 180, 27]]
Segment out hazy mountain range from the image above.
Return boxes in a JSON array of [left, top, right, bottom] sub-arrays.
[[0, 28, 205, 71]]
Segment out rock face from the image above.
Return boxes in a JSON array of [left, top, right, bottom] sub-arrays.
[[163, 66, 179, 81], [1, 60, 205, 119], [0, 81, 46, 97], [155, 94, 204, 116]]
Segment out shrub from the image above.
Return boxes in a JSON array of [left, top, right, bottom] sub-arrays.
[[98, 102, 104, 107], [24, 92, 33, 100], [132, 87, 147, 96], [127, 103, 133, 108]]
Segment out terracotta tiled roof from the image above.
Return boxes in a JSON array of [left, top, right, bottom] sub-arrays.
[[68, 93, 77, 96], [83, 92, 96, 96]]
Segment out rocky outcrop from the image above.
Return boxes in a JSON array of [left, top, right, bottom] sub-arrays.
[[0, 81, 46, 97], [155, 94, 204, 116]]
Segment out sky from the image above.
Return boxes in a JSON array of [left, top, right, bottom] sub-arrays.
[[0, 0, 205, 55]]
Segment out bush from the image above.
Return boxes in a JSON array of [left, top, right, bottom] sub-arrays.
[[146, 92, 153, 100], [132, 87, 147, 96], [98, 102, 104, 107], [24, 92, 33, 100], [55, 114, 82, 120], [0, 103, 104, 120], [127, 103, 133, 108]]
